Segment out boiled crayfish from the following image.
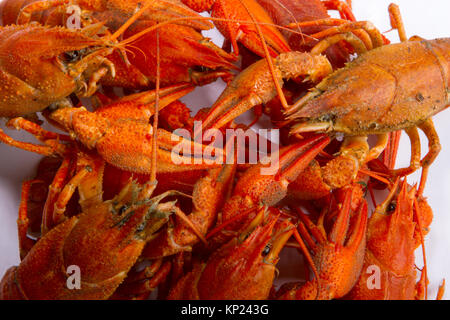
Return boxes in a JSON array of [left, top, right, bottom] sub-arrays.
[[0, 0, 447, 301]]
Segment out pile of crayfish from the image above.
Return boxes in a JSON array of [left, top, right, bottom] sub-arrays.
[[0, 0, 448, 300]]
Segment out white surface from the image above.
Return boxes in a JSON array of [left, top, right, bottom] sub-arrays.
[[0, 0, 449, 299]]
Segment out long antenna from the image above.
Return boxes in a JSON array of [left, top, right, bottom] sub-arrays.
[[237, 0, 290, 111]]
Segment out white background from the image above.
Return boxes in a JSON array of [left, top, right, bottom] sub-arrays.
[[0, 0, 449, 299]]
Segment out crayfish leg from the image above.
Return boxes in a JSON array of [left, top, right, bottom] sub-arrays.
[[18, 180, 39, 260], [388, 3, 407, 42], [41, 154, 75, 235], [391, 127, 421, 178], [417, 119, 441, 195], [366, 133, 389, 162]]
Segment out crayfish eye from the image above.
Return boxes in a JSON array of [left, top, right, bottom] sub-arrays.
[[387, 201, 397, 212], [63, 50, 82, 62], [118, 205, 129, 215], [262, 244, 271, 256]]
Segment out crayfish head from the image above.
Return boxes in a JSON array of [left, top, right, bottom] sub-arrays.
[[197, 213, 293, 299], [62, 182, 176, 286], [368, 179, 417, 275]]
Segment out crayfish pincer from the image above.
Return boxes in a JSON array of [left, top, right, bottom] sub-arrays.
[[287, 37, 450, 193]]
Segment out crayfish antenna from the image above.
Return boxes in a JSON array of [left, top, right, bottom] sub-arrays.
[[292, 228, 322, 300], [413, 195, 428, 300], [138, 28, 161, 201], [271, 0, 306, 45], [237, 0, 290, 111], [151, 29, 161, 185], [109, 1, 159, 41]]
